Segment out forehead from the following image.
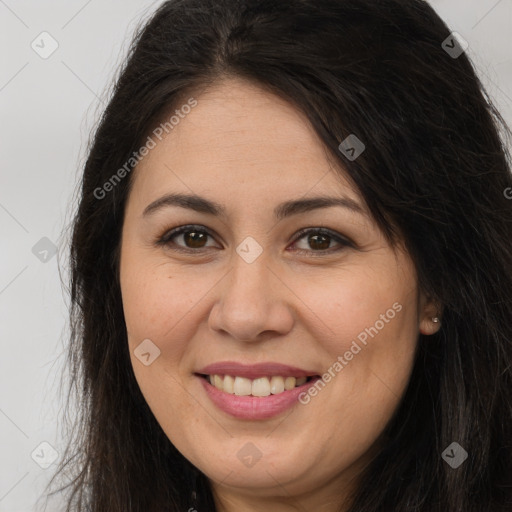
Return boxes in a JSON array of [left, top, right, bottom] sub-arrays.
[[129, 77, 361, 212]]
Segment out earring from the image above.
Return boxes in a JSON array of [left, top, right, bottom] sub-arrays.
[[432, 317, 440, 323]]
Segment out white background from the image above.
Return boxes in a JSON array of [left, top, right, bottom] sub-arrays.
[[0, 1, 511, 510]]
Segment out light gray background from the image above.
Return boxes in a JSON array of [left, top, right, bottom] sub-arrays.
[[0, 1, 511, 510]]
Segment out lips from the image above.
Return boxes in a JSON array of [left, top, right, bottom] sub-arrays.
[[194, 361, 321, 419], [195, 361, 319, 380]]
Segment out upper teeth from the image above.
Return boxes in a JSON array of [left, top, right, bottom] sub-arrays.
[[208, 375, 308, 396]]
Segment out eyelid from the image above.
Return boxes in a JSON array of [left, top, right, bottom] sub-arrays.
[[157, 224, 220, 249], [156, 224, 354, 254], [291, 226, 354, 251]]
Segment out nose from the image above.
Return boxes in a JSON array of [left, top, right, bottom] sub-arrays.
[[208, 251, 295, 343]]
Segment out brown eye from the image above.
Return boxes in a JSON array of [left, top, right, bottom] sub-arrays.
[[306, 233, 331, 250], [291, 228, 353, 255], [181, 230, 208, 248], [157, 225, 218, 252]]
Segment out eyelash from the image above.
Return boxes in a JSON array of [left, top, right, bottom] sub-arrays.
[[155, 224, 354, 256]]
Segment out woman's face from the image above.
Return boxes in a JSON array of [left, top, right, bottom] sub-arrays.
[[119, 77, 440, 509]]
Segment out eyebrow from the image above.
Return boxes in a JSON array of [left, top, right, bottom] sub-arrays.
[[142, 192, 367, 221]]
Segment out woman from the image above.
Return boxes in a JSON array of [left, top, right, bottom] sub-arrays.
[[46, 0, 512, 510]]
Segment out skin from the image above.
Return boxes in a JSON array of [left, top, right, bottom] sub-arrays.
[[119, 76, 441, 512]]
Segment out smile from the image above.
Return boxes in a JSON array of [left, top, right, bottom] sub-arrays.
[[194, 361, 321, 419], [202, 374, 312, 396]]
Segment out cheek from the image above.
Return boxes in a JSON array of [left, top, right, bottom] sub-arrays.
[[121, 259, 205, 354], [301, 265, 419, 429], [302, 262, 417, 355], [120, 261, 204, 436]]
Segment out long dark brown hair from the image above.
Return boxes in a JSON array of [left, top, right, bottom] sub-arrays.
[[44, 0, 512, 510]]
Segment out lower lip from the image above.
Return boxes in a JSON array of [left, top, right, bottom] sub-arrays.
[[197, 375, 320, 420]]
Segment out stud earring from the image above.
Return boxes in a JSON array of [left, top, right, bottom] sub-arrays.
[[432, 317, 440, 323]]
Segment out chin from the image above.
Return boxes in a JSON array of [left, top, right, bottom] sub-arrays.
[[196, 449, 313, 490]]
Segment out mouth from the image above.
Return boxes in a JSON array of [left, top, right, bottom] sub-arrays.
[[196, 373, 319, 397], [195, 372, 321, 420], [193, 361, 322, 419]]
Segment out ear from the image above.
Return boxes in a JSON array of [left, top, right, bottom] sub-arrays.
[[418, 292, 443, 336]]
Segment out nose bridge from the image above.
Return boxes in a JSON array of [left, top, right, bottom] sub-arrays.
[[208, 240, 293, 341], [227, 231, 271, 292], [227, 242, 273, 307]]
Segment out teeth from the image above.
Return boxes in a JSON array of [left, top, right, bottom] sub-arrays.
[[213, 374, 224, 390], [234, 376, 252, 396], [223, 374, 234, 394], [207, 374, 310, 396], [270, 375, 284, 394], [251, 377, 270, 397], [284, 376, 296, 390]]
